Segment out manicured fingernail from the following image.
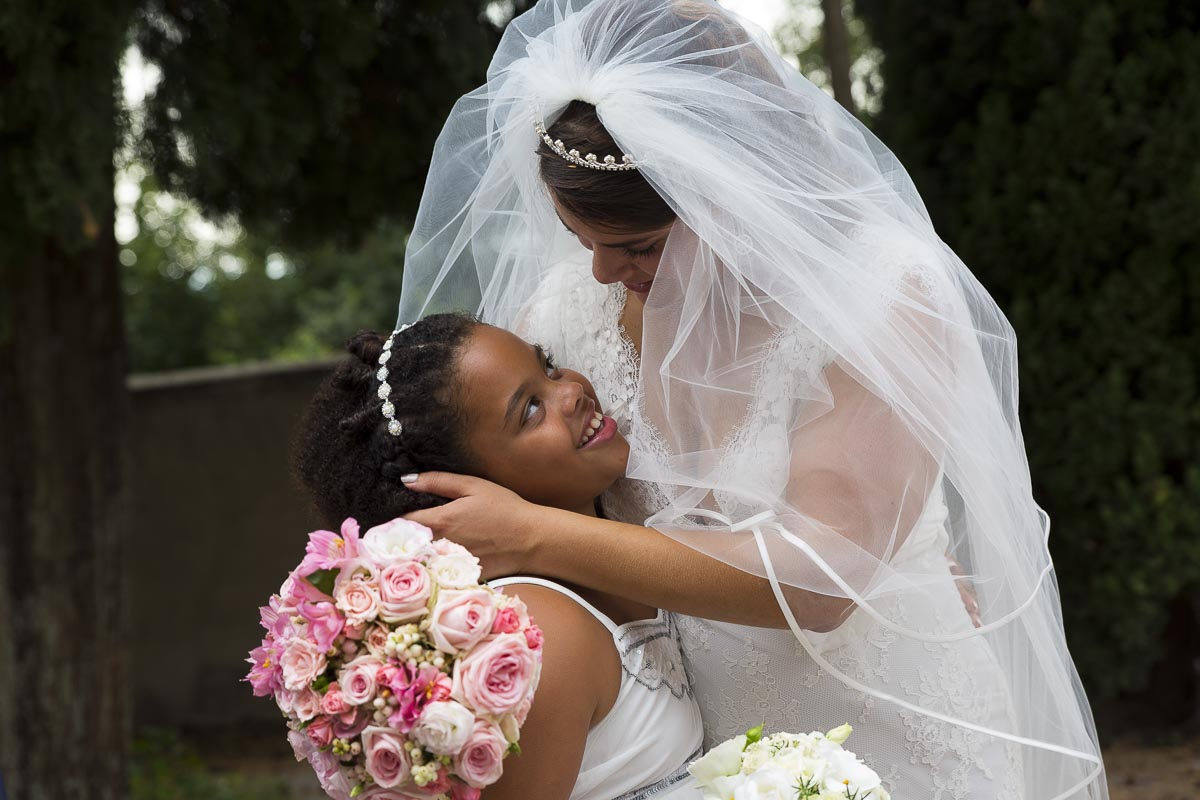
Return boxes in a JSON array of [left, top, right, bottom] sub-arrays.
[[401, 473, 418, 485]]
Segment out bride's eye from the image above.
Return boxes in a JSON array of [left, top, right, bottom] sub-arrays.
[[623, 242, 658, 258], [544, 352, 559, 377]]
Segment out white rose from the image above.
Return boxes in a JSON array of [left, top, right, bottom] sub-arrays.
[[362, 519, 435, 564], [740, 747, 770, 773], [689, 734, 747, 786], [411, 700, 476, 756], [740, 767, 796, 800], [428, 553, 482, 589]]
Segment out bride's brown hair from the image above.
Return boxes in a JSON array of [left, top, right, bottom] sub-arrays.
[[537, 3, 776, 233]]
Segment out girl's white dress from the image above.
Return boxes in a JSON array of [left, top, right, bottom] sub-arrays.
[[491, 576, 704, 800]]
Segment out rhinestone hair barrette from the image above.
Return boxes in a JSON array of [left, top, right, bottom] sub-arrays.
[[376, 323, 413, 437], [534, 118, 639, 171]]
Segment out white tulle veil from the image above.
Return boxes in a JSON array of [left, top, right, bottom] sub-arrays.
[[397, 1, 1105, 796]]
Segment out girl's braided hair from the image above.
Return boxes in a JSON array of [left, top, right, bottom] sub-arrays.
[[293, 313, 481, 529]]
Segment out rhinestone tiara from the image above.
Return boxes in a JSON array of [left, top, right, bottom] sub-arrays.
[[534, 117, 639, 171], [376, 323, 413, 437]]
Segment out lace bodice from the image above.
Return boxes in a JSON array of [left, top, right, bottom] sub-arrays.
[[518, 257, 1025, 799]]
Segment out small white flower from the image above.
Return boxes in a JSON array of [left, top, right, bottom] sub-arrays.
[[689, 734, 747, 786]]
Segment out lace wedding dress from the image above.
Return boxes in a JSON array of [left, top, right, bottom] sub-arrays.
[[519, 256, 1024, 800]]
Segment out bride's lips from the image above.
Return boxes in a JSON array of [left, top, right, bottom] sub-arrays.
[[580, 415, 617, 450], [623, 279, 653, 295]]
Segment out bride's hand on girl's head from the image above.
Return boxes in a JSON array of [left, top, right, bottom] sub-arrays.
[[403, 471, 548, 580]]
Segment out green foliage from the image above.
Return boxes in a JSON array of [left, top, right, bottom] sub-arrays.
[[119, 0, 523, 371], [133, 0, 513, 249], [774, 0, 882, 114], [857, 0, 1200, 698], [130, 730, 292, 800]]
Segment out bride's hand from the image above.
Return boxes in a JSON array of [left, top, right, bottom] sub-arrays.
[[402, 471, 543, 580]]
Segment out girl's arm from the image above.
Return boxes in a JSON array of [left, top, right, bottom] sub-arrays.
[[484, 584, 620, 799], [404, 474, 840, 629]]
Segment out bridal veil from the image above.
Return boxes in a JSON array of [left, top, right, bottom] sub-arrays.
[[396, 2, 1106, 797]]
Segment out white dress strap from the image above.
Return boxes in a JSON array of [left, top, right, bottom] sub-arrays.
[[489, 576, 620, 637]]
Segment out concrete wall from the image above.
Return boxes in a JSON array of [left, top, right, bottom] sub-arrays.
[[127, 358, 339, 730]]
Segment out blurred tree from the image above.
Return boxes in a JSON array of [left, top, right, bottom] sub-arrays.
[[775, 0, 882, 116], [133, 0, 519, 248], [857, 0, 1200, 701], [118, 0, 527, 371], [0, 1, 136, 798]]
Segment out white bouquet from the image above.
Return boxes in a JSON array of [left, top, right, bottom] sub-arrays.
[[689, 724, 890, 800]]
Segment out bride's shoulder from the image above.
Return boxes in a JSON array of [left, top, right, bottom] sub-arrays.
[[515, 255, 609, 341]]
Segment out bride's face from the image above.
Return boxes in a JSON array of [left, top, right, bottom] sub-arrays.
[[457, 325, 629, 512], [554, 198, 674, 300]]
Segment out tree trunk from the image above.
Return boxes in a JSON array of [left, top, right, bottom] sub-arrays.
[[0, 3, 134, 798], [821, 0, 857, 114]]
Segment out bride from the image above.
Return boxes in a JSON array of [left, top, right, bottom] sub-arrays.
[[397, 1, 1107, 797]]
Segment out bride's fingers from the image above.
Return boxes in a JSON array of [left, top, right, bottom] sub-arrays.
[[404, 507, 447, 531], [401, 471, 487, 500]]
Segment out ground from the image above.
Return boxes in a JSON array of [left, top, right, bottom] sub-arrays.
[[137, 728, 1194, 800]]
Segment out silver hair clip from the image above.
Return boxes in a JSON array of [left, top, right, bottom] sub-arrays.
[[534, 117, 639, 171], [377, 323, 413, 437]]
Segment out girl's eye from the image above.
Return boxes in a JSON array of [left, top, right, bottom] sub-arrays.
[[544, 353, 558, 377], [623, 243, 658, 258], [522, 396, 542, 424]]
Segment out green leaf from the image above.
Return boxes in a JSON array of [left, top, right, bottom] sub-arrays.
[[508, 741, 522, 756], [306, 568, 339, 597]]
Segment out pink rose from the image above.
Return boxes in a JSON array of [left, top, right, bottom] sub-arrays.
[[524, 623, 544, 651], [491, 607, 520, 635], [429, 589, 496, 655], [453, 720, 507, 789], [363, 623, 391, 658], [306, 715, 334, 748], [291, 687, 322, 721], [362, 726, 413, 789], [450, 781, 482, 800], [334, 572, 380, 626], [452, 633, 538, 717], [377, 561, 432, 623], [320, 683, 349, 716], [339, 655, 383, 706], [281, 637, 327, 691], [332, 708, 370, 740], [512, 696, 532, 726]]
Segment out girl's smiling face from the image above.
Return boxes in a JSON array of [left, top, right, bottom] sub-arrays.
[[457, 325, 629, 513]]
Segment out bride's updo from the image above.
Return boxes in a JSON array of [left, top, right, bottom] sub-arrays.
[[293, 313, 481, 528], [538, 100, 675, 233]]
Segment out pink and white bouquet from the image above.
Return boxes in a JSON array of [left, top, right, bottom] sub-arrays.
[[246, 517, 542, 800], [689, 724, 890, 800]]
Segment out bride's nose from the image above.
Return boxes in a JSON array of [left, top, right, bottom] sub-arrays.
[[591, 248, 634, 285]]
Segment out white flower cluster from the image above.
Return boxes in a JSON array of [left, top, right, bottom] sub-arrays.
[[689, 725, 890, 800]]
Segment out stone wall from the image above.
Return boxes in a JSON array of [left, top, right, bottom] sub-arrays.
[[127, 358, 338, 730]]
